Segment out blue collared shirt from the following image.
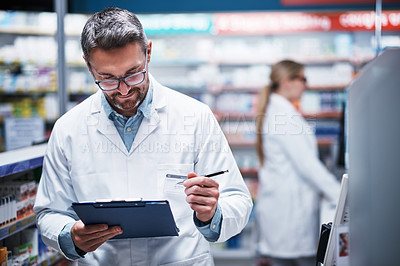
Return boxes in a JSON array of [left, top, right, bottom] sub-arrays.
[[59, 80, 222, 259], [101, 83, 153, 152]]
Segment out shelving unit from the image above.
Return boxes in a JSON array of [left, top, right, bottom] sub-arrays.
[[0, 214, 36, 241], [0, 143, 67, 265], [0, 143, 47, 178], [0, 144, 46, 239], [38, 251, 64, 266], [0, 11, 89, 152]]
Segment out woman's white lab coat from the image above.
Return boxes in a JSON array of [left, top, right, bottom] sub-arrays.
[[34, 76, 253, 266], [256, 93, 340, 258]]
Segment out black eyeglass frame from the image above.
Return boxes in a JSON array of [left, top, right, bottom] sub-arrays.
[[88, 49, 148, 92]]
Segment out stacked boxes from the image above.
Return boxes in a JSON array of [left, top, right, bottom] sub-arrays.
[[0, 194, 17, 225], [1, 228, 54, 266], [0, 179, 37, 224]]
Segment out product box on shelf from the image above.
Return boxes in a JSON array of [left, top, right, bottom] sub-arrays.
[[20, 228, 39, 265], [0, 178, 37, 221], [0, 246, 8, 266], [3, 181, 29, 202], [15, 198, 28, 219], [0, 194, 17, 225], [1, 227, 54, 266]]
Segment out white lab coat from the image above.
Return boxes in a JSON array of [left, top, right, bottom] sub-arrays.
[[34, 75, 253, 266], [255, 93, 340, 258]]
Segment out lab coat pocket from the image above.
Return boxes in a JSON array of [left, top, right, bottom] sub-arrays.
[[71, 172, 128, 201], [157, 164, 193, 220]]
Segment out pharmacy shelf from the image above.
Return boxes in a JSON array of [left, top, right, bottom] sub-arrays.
[[152, 60, 207, 66], [69, 91, 97, 96], [38, 250, 67, 266], [303, 111, 343, 119], [216, 111, 342, 120], [317, 138, 336, 147], [154, 56, 357, 67], [211, 85, 345, 96], [39, 252, 66, 266], [214, 57, 353, 66], [0, 60, 55, 68], [170, 87, 207, 94], [308, 85, 347, 91], [0, 91, 56, 96], [0, 28, 55, 36], [228, 141, 255, 147], [217, 86, 261, 93], [0, 143, 47, 178], [0, 214, 35, 241], [240, 168, 258, 176], [227, 138, 335, 148], [68, 60, 208, 67], [0, 28, 82, 38]]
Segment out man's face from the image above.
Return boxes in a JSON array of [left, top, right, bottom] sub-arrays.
[[87, 42, 151, 117]]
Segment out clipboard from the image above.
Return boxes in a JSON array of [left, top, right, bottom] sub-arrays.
[[71, 200, 179, 239]]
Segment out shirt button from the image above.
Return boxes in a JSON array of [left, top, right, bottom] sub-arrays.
[[212, 224, 216, 230], [126, 127, 132, 132]]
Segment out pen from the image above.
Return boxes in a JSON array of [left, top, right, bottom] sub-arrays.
[[204, 169, 229, 178], [173, 170, 229, 185]]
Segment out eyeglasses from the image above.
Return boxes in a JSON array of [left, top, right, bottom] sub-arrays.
[[293, 76, 307, 83], [90, 50, 148, 91]]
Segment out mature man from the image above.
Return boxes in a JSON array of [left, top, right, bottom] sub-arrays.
[[34, 7, 252, 266]]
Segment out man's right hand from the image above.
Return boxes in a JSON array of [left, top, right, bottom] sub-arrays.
[[71, 220, 123, 252]]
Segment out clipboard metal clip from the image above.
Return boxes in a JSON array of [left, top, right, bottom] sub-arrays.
[[95, 197, 143, 202], [93, 198, 145, 208]]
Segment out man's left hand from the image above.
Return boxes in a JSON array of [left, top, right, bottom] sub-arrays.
[[183, 172, 220, 223]]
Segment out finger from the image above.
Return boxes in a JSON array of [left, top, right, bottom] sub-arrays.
[[86, 242, 103, 253], [89, 226, 122, 240], [186, 192, 219, 206], [183, 172, 199, 187], [86, 227, 123, 251], [187, 172, 198, 179], [186, 185, 219, 204], [184, 176, 219, 188], [185, 184, 219, 198], [71, 221, 107, 243], [72, 222, 121, 249], [88, 227, 122, 246], [78, 226, 123, 252], [72, 223, 109, 245], [77, 222, 110, 236]]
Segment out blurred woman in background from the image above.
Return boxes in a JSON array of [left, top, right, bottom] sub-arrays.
[[255, 60, 340, 266]]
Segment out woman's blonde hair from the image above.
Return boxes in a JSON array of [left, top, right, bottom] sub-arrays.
[[256, 60, 304, 165]]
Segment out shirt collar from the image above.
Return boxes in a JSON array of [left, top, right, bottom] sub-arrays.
[[101, 79, 153, 120]]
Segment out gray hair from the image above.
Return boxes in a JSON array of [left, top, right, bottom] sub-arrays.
[[81, 7, 148, 62]]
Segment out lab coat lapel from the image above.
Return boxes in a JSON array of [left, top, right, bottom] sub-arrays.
[[129, 76, 166, 154], [129, 110, 160, 153], [90, 91, 130, 156]]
